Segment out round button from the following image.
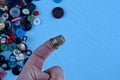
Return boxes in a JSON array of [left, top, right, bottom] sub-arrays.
[[0, 22, 5, 30], [14, 21, 21, 26], [33, 18, 41, 25], [0, 17, 6, 23], [10, 7, 21, 18], [27, 15, 34, 22], [26, 50, 32, 56], [52, 7, 64, 19], [0, 43, 8, 51], [2, 60, 11, 70], [22, 8, 30, 15], [12, 65, 22, 75], [22, 22, 32, 31], [13, 49, 21, 56], [27, 3, 36, 12], [0, 70, 6, 79], [0, 37, 7, 43], [16, 53, 25, 61], [17, 43, 27, 52], [33, 11, 39, 16], [15, 37, 21, 44], [15, 28, 25, 38], [53, 0, 62, 3], [8, 60, 17, 68], [2, 13, 9, 20]]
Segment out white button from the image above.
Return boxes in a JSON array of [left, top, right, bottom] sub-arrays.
[[33, 18, 41, 25]]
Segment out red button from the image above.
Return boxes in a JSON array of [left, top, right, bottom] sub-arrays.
[[8, 39, 14, 44], [0, 71, 6, 78], [19, 1, 24, 6], [33, 11, 39, 16], [9, 34, 15, 39]]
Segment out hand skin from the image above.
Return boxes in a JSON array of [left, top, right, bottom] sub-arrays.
[[17, 41, 64, 80]]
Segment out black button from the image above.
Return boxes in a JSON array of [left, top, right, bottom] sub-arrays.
[[22, 22, 32, 31], [12, 65, 22, 75], [2, 60, 11, 70], [52, 7, 64, 19], [25, 0, 33, 4], [15, 37, 21, 44], [26, 50, 32, 56]]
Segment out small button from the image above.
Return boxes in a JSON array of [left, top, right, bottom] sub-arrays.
[[13, 49, 21, 56], [33, 18, 41, 25], [8, 43, 17, 51], [19, 1, 24, 7], [15, 28, 25, 38], [22, 36, 28, 42], [27, 15, 34, 22], [52, 7, 64, 19], [0, 37, 7, 44], [16, 53, 25, 61], [0, 17, 6, 23], [12, 65, 22, 75], [22, 22, 32, 31], [17, 43, 27, 52], [25, 50, 32, 56], [15, 37, 21, 44], [53, 0, 62, 3], [25, 0, 32, 4], [22, 8, 30, 15], [2, 13, 9, 20], [0, 43, 8, 51], [10, 7, 21, 18], [33, 11, 39, 16], [9, 33, 15, 39]]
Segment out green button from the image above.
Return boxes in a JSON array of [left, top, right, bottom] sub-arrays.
[[27, 15, 34, 22], [0, 43, 8, 51]]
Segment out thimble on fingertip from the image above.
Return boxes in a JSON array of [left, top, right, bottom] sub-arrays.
[[50, 35, 65, 49]]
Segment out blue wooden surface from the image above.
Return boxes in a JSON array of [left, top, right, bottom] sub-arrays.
[[4, 0, 120, 80]]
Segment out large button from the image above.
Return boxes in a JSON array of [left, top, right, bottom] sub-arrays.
[[10, 7, 21, 18], [22, 21, 32, 31], [1, 60, 11, 70], [12, 65, 22, 75], [15, 28, 25, 38], [52, 7, 64, 19]]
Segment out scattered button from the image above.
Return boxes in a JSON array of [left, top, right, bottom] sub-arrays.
[[17, 43, 27, 52], [15, 28, 25, 38], [0, 55, 5, 62], [33, 18, 41, 25], [52, 7, 64, 19], [33, 11, 39, 16], [0, 70, 6, 79], [22, 21, 32, 31], [26, 50, 32, 56], [0, 44, 8, 51], [10, 7, 21, 18], [12, 65, 22, 75]]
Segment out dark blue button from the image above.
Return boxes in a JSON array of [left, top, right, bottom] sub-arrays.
[[25, 50, 32, 56], [12, 65, 22, 75], [15, 28, 25, 38], [23, 58, 29, 65], [22, 22, 32, 31]]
